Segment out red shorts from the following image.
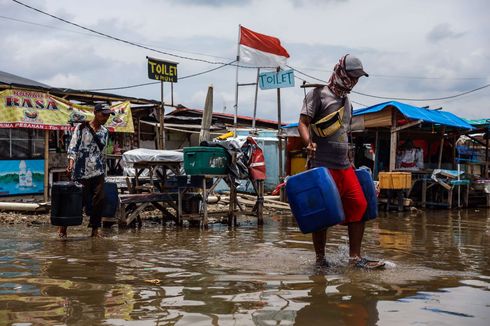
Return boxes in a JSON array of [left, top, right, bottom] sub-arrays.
[[328, 167, 367, 224]]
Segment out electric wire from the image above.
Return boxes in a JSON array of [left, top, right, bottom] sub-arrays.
[[288, 65, 490, 102], [87, 60, 235, 91]]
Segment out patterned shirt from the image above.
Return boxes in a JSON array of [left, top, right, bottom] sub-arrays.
[[67, 123, 108, 180]]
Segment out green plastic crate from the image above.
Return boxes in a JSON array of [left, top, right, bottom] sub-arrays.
[[183, 146, 229, 175]]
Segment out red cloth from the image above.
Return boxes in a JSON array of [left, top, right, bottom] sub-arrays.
[[329, 167, 367, 224]]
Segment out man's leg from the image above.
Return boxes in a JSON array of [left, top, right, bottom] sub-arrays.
[[90, 175, 105, 237], [312, 229, 328, 265], [348, 220, 384, 268], [347, 221, 365, 258], [58, 226, 67, 238]]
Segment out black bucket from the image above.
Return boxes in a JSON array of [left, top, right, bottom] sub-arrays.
[[51, 181, 83, 226]]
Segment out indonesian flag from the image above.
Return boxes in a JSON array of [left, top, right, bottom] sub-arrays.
[[239, 26, 290, 68]]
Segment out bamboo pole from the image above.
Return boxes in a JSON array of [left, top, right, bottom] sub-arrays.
[[43, 130, 49, 202]]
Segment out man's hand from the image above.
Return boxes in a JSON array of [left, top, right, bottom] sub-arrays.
[[306, 142, 317, 160], [66, 159, 74, 177]]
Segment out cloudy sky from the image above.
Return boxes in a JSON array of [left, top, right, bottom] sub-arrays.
[[1, 0, 489, 123]]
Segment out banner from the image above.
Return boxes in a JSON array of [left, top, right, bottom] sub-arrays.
[[0, 159, 44, 197], [0, 89, 134, 133]]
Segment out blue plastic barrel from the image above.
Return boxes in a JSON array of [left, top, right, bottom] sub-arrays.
[[286, 167, 345, 233], [51, 181, 83, 226], [355, 168, 378, 221], [85, 182, 119, 218]]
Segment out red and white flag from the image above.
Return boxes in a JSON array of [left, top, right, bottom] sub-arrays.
[[239, 26, 290, 68]]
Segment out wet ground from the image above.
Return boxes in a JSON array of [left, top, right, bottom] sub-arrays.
[[0, 209, 489, 325]]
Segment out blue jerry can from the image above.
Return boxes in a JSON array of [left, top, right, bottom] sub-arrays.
[[85, 182, 119, 218], [51, 181, 83, 226], [355, 168, 378, 221], [286, 167, 345, 233]]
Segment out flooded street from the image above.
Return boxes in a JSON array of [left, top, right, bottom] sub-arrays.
[[0, 209, 489, 325]]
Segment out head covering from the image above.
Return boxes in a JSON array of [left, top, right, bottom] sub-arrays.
[[327, 54, 368, 97], [94, 103, 114, 115]]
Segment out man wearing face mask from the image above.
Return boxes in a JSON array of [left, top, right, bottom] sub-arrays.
[[298, 54, 385, 269]]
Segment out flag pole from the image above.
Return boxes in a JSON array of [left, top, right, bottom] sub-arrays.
[[252, 67, 260, 131], [276, 66, 284, 200], [233, 24, 241, 130]]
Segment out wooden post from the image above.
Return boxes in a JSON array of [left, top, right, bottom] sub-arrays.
[[43, 130, 49, 202], [257, 180, 264, 225], [199, 85, 214, 144], [202, 177, 208, 228], [159, 81, 166, 149], [438, 126, 446, 169], [228, 152, 237, 226], [389, 109, 397, 171], [171, 82, 174, 106], [485, 133, 489, 178], [276, 68, 285, 200], [373, 129, 380, 179]]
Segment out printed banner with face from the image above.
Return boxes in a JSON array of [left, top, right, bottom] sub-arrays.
[[0, 89, 134, 133]]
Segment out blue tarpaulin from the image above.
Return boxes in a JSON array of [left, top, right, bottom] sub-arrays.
[[353, 101, 474, 130]]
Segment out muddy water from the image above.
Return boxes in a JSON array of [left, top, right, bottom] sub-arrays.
[[0, 209, 489, 325]]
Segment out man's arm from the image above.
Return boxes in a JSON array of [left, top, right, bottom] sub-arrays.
[[66, 125, 82, 175], [298, 114, 317, 159]]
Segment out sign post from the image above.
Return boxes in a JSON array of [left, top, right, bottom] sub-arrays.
[[147, 56, 178, 149], [257, 68, 295, 200]]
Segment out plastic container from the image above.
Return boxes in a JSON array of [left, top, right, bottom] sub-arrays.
[[51, 181, 83, 226], [286, 167, 345, 233], [184, 146, 229, 175], [355, 168, 378, 221], [85, 182, 119, 218]]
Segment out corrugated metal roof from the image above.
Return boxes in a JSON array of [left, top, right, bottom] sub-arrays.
[[0, 71, 160, 105], [0, 70, 51, 88], [353, 101, 474, 130], [168, 108, 283, 127]]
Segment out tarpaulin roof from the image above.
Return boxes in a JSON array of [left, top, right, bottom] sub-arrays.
[[353, 101, 474, 130], [465, 118, 490, 126]]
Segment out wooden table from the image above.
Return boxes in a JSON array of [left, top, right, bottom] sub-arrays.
[[116, 160, 181, 226], [132, 160, 181, 193], [176, 175, 264, 228]]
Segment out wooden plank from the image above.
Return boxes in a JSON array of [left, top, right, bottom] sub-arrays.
[[363, 108, 393, 128], [119, 192, 178, 204]]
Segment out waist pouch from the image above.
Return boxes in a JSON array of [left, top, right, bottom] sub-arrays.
[[310, 106, 345, 137]]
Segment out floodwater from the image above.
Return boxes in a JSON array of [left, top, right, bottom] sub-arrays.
[[0, 209, 489, 326]]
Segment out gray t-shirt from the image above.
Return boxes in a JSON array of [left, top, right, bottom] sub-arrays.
[[300, 86, 352, 169]]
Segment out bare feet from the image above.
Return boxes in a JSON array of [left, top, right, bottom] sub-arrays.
[[58, 226, 67, 239], [91, 228, 103, 238], [315, 255, 330, 268]]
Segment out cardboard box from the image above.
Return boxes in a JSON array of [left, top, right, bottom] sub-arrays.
[[378, 172, 412, 189]]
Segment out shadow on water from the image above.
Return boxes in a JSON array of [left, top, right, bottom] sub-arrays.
[[0, 208, 489, 325]]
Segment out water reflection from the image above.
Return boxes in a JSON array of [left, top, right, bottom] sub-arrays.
[[0, 208, 488, 325]]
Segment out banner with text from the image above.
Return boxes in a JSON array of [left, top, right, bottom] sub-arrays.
[[0, 89, 134, 132]]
